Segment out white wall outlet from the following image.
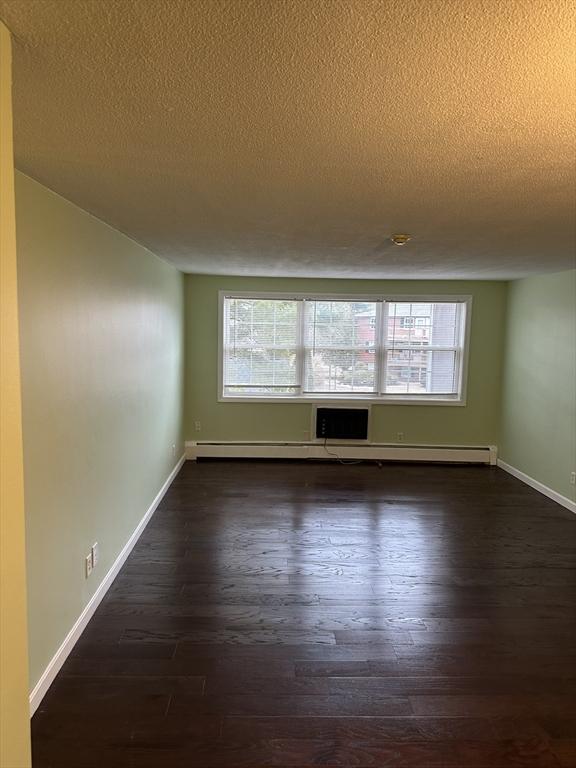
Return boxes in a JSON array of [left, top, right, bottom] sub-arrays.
[[85, 554, 93, 578], [172, 443, 176, 458], [397, 432, 404, 442], [570, 472, 576, 486], [194, 421, 201, 432], [91, 542, 99, 567]]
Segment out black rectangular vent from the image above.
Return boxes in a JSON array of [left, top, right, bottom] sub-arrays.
[[315, 408, 369, 440]]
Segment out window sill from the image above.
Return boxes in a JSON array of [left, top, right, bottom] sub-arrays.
[[219, 395, 467, 406]]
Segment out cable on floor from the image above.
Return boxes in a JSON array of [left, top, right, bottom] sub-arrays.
[[323, 438, 365, 465]]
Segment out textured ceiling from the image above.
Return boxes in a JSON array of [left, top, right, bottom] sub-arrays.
[[1, 0, 575, 279]]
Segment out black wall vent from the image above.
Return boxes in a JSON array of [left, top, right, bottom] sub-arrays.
[[315, 408, 369, 440]]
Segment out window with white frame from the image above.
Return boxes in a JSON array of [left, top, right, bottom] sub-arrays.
[[221, 294, 470, 402]]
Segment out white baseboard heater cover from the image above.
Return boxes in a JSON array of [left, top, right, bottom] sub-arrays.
[[186, 442, 497, 465]]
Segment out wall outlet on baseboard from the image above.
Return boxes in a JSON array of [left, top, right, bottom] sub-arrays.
[[397, 432, 404, 442], [194, 421, 201, 432], [570, 472, 576, 486], [85, 554, 93, 578]]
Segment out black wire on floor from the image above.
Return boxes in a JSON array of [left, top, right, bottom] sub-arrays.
[[323, 437, 372, 466]]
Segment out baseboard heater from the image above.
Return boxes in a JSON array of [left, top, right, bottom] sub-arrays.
[[186, 441, 497, 465]]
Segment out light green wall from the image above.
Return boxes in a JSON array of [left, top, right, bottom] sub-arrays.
[[15, 172, 185, 690], [185, 275, 507, 445], [500, 270, 576, 502]]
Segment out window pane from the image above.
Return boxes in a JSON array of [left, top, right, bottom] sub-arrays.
[[385, 349, 458, 394], [387, 302, 459, 347], [304, 301, 377, 392], [383, 301, 462, 395], [224, 298, 299, 392], [305, 349, 376, 392]]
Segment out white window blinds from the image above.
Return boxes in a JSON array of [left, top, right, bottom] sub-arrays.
[[223, 297, 300, 394], [304, 300, 378, 393], [384, 302, 463, 395]]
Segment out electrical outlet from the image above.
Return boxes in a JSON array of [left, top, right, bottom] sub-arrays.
[[91, 542, 99, 567], [194, 421, 201, 432], [570, 472, 576, 486], [85, 554, 93, 578], [397, 432, 404, 442], [172, 443, 176, 458]]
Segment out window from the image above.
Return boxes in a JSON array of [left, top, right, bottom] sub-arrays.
[[385, 302, 464, 396], [221, 293, 470, 403], [223, 297, 300, 395], [304, 301, 377, 394]]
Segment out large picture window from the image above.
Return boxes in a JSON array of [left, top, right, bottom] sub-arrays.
[[221, 293, 471, 403]]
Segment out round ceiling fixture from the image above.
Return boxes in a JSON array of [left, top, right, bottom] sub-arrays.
[[390, 233, 412, 246]]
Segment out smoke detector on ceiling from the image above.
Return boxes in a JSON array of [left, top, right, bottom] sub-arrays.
[[390, 233, 412, 246]]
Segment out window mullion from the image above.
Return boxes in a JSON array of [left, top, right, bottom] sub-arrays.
[[221, 298, 229, 397], [454, 302, 464, 393], [296, 300, 306, 396], [373, 301, 382, 395], [377, 301, 389, 394]]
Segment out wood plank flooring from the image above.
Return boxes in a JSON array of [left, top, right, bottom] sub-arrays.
[[32, 460, 576, 767]]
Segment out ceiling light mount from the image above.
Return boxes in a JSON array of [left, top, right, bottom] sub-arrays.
[[390, 233, 412, 246]]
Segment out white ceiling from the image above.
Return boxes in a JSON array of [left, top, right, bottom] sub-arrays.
[[1, 0, 575, 279]]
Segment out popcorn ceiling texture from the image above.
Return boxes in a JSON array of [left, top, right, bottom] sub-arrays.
[[0, 0, 574, 278]]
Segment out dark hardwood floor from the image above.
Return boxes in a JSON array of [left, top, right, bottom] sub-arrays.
[[32, 460, 576, 767]]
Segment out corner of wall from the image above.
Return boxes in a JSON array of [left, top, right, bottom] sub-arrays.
[[0, 20, 33, 768]]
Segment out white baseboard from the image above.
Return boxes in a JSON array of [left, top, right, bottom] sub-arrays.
[[497, 460, 576, 514], [28, 454, 186, 716], [186, 441, 496, 465]]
